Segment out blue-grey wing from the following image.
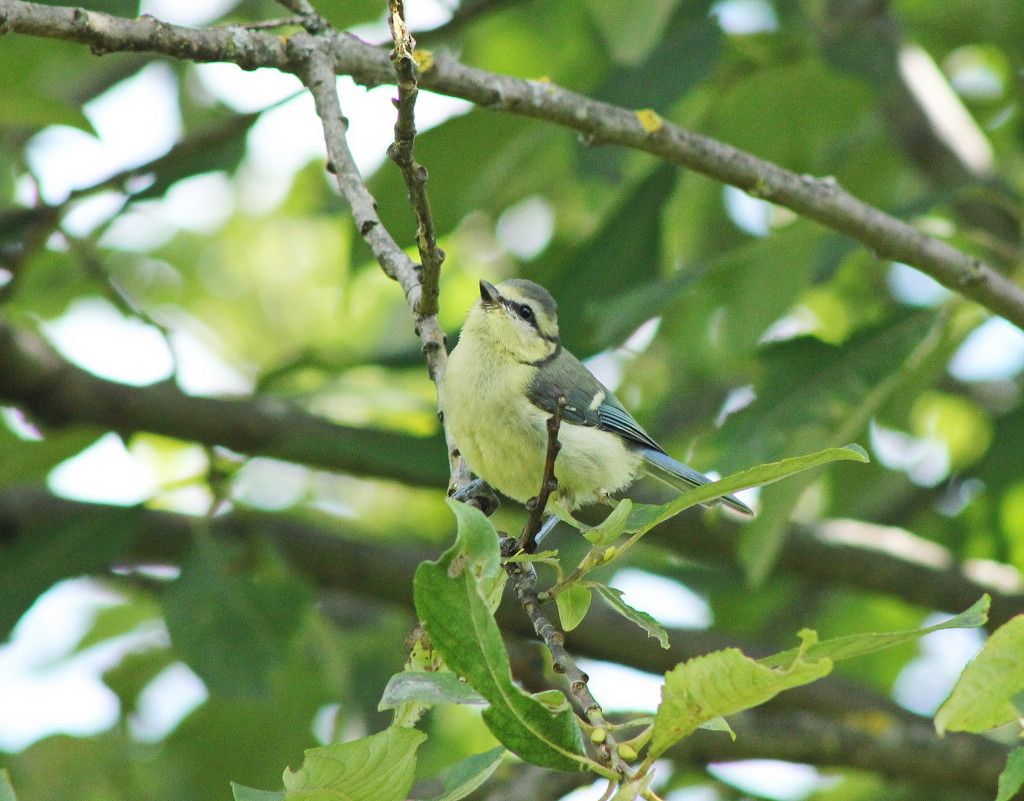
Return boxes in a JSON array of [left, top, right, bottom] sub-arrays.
[[525, 349, 663, 452]]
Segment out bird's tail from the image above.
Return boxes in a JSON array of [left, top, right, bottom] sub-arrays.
[[640, 448, 753, 516]]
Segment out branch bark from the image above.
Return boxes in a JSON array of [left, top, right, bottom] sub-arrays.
[[2, 0, 1023, 330], [0, 314, 446, 486], [2, 309, 1020, 627]]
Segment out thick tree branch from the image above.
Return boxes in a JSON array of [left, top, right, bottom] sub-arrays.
[[1, 304, 1018, 626], [0, 315, 445, 486], [2, 0, 1023, 329], [0, 485, 1009, 796]]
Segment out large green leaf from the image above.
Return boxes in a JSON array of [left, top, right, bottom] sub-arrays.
[[0, 503, 139, 639], [0, 426, 102, 490], [282, 727, 427, 801], [760, 596, 990, 669], [996, 747, 1024, 801], [650, 638, 832, 757], [935, 614, 1024, 735], [532, 163, 678, 354], [163, 535, 312, 698], [414, 518, 587, 771], [424, 747, 507, 801]]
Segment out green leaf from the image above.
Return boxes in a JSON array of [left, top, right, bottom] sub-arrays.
[[760, 596, 990, 670], [378, 672, 487, 710], [583, 499, 632, 546], [555, 584, 592, 632], [164, 536, 312, 698], [592, 584, 669, 649], [425, 747, 507, 801], [446, 498, 501, 582], [537, 164, 678, 354], [0, 769, 17, 801], [0, 426, 102, 490], [0, 503, 139, 639], [698, 717, 736, 739], [631, 445, 869, 535], [282, 727, 427, 801], [231, 784, 284, 801], [996, 747, 1024, 801], [935, 614, 1024, 735], [650, 640, 832, 757], [414, 542, 587, 771]]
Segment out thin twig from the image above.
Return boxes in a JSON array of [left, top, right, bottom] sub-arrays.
[[518, 394, 566, 552], [386, 0, 443, 318], [503, 399, 636, 778], [271, 0, 326, 33], [295, 38, 472, 495], [503, 552, 633, 778]]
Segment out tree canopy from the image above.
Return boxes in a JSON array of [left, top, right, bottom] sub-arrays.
[[2, 0, 1024, 800]]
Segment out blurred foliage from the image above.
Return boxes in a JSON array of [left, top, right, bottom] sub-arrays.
[[2, 0, 1024, 798]]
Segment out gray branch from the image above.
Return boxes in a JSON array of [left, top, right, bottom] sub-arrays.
[[2, 0, 1023, 328]]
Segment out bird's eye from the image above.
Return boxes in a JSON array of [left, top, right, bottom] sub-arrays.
[[518, 304, 535, 323]]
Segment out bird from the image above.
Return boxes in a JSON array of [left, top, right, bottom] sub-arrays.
[[441, 278, 752, 535]]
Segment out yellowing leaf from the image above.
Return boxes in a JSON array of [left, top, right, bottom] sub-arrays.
[[413, 49, 434, 71], [650, 645, 831, 757], [935, 615, 1024, 735]]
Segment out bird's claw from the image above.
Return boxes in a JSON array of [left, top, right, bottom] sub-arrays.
[[451, 478, 500, 516]]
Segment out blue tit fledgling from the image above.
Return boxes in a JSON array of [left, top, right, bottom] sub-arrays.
[[442, 279, 752, 527]]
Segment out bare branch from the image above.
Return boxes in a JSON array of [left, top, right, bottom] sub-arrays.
[[292, 35, 472, 494], [2, 1, 1023, 329], [503, 554, 631, 778], [0, 315, 444, 485], [386, 0, 443, 318], [518, 394, 566, 552]]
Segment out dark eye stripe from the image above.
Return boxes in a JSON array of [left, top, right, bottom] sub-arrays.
[[501, 297, 539, 329]]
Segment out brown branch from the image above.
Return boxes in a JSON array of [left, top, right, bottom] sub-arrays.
[[2, 1, 1023, 330], [0, 315, 446, 485], [0, 306, 1018, 626], [503, 556, 631, 778], [518, 394, 566, 552], [385, 0, 443, 318]]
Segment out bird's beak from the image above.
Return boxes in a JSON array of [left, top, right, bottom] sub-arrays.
[[479, 280, 500, 307]]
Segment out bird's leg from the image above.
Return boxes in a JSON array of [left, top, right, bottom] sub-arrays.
[[533, 514, 561, 547], [450, 478, 500, 516]]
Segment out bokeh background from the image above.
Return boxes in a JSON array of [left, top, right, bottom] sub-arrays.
[[2, 0, 1024, 799]]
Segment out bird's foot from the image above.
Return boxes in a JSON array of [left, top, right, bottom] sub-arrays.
[[450, 478, 500, 516]]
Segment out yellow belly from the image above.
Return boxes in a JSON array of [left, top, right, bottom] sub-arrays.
[[443, 340, 642, 515]]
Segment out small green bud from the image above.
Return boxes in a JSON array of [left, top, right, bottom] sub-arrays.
[[590, 727, 607, 744], [616, 743, 638, 761], [602, 546, 617, 562]]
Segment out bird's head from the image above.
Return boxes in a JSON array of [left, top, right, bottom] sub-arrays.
[[464, 279, 561, 365]]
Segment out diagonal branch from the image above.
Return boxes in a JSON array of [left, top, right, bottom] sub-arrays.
[[2, 0, 1023, 329], [292, 33, 471, 494]]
